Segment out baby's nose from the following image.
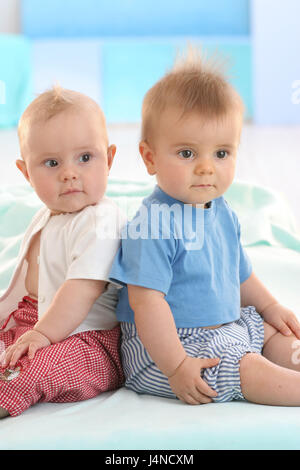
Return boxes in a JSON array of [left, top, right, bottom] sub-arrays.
[[63, 174, 77, 181], [60, 167, 78, 181], [194, 160, 214, 175]]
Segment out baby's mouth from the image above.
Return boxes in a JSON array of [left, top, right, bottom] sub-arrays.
[[191, 184, 214, 188], [61, 189, 83, 196]]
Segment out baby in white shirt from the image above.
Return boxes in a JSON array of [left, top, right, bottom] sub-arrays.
[[0, 86, 125, 418]]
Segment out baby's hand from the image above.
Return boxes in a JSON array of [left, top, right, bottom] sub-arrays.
[[167, 356, 219, 405], [262, 303, 300, 339], [1, 330, 51, 369]]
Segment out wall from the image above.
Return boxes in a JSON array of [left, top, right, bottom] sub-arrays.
[[20, 0, 252, 123], [21, 0, 249, 37], [252, 0, 300, 124], [0, 0, 20, 33], [1, 0, 300, 124]]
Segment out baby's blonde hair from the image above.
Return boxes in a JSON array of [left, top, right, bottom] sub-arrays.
[[141, 46, 244, 144], [18, 85, 106, 156]]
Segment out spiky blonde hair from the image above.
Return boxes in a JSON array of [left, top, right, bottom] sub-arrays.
[[141, 46, 244, 144]]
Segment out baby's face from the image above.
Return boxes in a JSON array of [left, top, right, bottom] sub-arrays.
[[17, 107, 115, 215], [140, 107, 242, 205]]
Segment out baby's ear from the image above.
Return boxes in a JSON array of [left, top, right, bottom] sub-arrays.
[[16, 159, 30, 183], [107, 144, 116, 171], [139, 141, 157, 175]]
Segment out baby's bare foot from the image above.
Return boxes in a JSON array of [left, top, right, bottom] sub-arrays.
[[0, 407, 9, 419]]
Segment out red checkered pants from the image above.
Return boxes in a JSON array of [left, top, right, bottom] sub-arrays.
[[0, 297, 124, 417]]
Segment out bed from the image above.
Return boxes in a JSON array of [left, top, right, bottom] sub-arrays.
[[0, 178, 300, 450]]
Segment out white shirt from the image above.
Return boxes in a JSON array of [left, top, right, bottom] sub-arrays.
[[0, 197, 126, 334]]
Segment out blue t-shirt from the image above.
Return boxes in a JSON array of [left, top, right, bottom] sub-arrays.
[[109, 185, 252, 328]]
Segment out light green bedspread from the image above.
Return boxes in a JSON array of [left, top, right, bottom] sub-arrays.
[[1, 179, 299, 294], [1, 179, 300, 450]]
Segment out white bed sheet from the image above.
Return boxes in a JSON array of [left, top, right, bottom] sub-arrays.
[[0, 245, 300, 450]]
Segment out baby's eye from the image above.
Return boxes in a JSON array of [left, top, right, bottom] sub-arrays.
[[44, 159, 58, 168], [178, 149, 194, 159], [215, 150, 228, 159], [79, 153, 91, 163]]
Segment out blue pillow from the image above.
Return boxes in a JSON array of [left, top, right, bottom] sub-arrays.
[[22, 0, 249, 38], [0, 35, 32, 129]]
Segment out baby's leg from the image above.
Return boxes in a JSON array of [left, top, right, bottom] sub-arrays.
[[240, 322, 300, 405], [0, 297, 39, 418], [240, 352, 300, 406], [0, 326, 123, 417], [0, 321, 28, 419], [262, 321, 300, 372]]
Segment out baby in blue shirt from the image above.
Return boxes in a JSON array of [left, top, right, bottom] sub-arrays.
[[110, 49, 300, 406]]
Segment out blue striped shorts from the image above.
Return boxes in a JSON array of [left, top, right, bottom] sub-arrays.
[[120, 306, 264, 403]]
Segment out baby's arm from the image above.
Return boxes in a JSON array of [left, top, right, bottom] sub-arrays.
[[129, 285, 219, 404], [2, 279, 106, 367], [241, 272, 300, 338], [33, 279, 105, 341]]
